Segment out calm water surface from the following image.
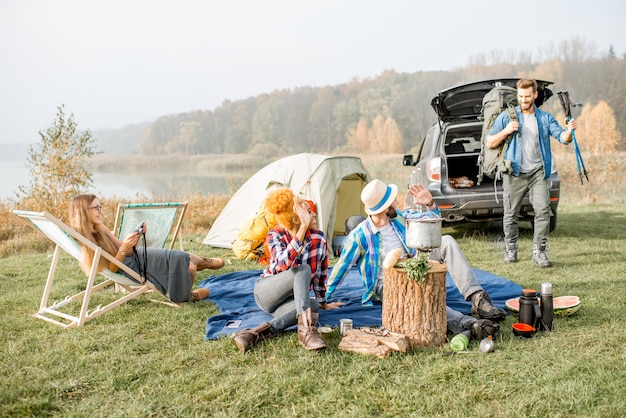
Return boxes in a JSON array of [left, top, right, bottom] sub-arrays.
[[0, 161, 242, 200]]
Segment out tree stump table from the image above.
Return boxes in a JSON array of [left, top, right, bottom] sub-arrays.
[[382, 260, 447, 348]]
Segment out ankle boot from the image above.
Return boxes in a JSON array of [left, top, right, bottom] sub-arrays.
[[297, 308, 326, 350], [233, 322, 273, 352]]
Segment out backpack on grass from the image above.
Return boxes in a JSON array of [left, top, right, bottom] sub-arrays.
[[231, 202, 276, 261], [476, 85, 518, 185]]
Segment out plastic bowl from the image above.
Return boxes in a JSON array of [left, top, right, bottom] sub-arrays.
[[512, 322, 536, 338]]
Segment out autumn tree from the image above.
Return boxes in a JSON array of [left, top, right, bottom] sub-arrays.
[[18, 105, 98, 215], [368, 116, 403, 153], [553, 100, 622, 202], [346, 119, 370, 153], [345, 116, 403, 154]]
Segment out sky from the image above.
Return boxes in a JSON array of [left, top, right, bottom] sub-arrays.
[[1, 0, 624, 145]]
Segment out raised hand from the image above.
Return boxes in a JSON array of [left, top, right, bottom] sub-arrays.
[[408, 183, 434, 206], [293, 197, 311, 228]]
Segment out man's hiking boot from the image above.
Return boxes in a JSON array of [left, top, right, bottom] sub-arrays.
[[532, 244, 552, 268], [471, 291, 506, 322], [467, 319, 500, 341], [504, 243, 518, 263]]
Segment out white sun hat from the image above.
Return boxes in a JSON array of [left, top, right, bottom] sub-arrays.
[[361, 179, 398, 215]]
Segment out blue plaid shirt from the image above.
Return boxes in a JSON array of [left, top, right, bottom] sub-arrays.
[[326, 207, 440, 305]]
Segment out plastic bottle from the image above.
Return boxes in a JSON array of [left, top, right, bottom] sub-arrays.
[[449, 330, 472, 351], [478, 335, 495, 353], [406, 168, 427, 215], [404, 189, 415, 211], [409, 167, 421, 187], [540, 282, 554, 331], [405, 168, 419, 211]]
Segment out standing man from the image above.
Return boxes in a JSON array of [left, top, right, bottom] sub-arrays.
[[325, 179, 506, 340], [486, 79, 577, 267]]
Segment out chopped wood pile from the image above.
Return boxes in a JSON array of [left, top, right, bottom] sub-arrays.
[[338, 327, 411, 359]]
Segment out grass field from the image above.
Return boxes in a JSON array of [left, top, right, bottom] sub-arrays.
[[1, 202, 625, 417]]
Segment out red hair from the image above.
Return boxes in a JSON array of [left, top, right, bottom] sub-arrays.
[[265, 187, 298, 230]]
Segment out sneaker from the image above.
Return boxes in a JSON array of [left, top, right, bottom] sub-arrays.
[[467, 319, 500, 341], [504, 243, 518, 263], [532, 244, 552, 268], [471, 291, 506, 321]]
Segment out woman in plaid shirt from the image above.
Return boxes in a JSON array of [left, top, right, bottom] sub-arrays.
[[233, 187, 342, 352]]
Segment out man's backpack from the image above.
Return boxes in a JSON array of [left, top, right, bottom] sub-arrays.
[[476, 85, 518, 185]]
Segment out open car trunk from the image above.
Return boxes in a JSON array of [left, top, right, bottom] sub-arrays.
[[442, 123, 495, 191]]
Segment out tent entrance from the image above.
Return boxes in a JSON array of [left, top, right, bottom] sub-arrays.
[[333, 174, 368, 238]]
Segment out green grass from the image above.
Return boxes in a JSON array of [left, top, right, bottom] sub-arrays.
[[1, 203, 625, 417]]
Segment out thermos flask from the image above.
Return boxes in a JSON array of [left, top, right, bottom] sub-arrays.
[[519, 289, 541, 329], [540, 282, 554, 331]]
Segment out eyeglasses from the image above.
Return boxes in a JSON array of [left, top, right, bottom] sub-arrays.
[[90, 205, 103, 213]]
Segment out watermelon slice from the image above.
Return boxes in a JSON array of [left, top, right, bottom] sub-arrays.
[[505, 295, 580, 317], [552, 296, 581, 317]]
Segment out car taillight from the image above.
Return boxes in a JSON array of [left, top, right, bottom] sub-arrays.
[[426, 157, 441, 182]]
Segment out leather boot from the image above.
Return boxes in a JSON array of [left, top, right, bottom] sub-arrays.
[[233, 322, 272, 352], [297, 308, 326, 350]]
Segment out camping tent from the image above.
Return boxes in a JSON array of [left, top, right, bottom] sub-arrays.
[[203, 153, 371, 249]]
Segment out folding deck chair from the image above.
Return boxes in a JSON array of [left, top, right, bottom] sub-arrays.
[[113, 202, 187, 250], [12, 210, 177, 328]]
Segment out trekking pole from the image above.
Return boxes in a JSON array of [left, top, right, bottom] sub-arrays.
[[572, 131, 589, 184], [557, 91, 589, 185]]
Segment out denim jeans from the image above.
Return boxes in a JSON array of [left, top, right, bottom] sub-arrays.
[[503, 166, 551, 246], [254, 264, 319, 332], [446, 306, 477, 334]]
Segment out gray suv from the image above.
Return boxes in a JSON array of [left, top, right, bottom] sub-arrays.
[[403, 78, 559, 231]]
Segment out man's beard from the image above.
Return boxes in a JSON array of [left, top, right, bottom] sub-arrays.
[[386, 207, 398, 218], [520, 101, 533, 112]]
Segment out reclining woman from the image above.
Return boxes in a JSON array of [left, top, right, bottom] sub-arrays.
[[69, 194, 224, 303], [233, 187, 342, 352]]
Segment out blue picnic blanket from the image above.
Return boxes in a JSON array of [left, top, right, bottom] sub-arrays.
[[200, 267, 522, 340]]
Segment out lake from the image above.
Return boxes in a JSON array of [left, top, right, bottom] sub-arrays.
[[0, 160, 244, 200], [1, 154, 410, 202]]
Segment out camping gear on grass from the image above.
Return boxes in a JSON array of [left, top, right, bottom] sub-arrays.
[[519, 289, 542, 329], [540, 282, 554, 331], [405, 217, 443, 250], [505, 295, 580, 317]]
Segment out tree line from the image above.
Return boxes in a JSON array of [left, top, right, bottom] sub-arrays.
[[95, 39, 625, 157]]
